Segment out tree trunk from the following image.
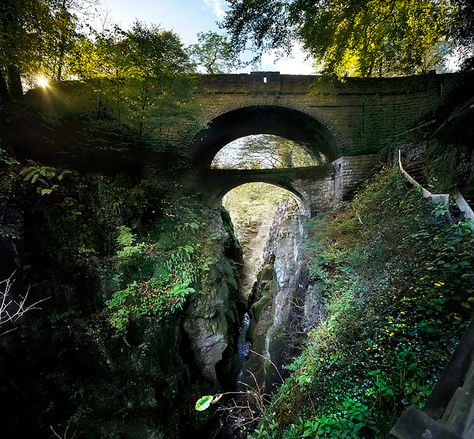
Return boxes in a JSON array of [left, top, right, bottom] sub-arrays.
[[0, 69, 10, 102], [56, 39, 66, 81], [7, 65, 22, 99]]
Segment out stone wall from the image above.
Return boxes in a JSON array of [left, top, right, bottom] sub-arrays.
[[294, 153, 380, 213]]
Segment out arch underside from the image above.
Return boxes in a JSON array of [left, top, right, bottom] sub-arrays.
[[191, 106, 339, 168], [217, 178, 303, 202], [219, 179, 310, 217], [201, 165, 333, 216]]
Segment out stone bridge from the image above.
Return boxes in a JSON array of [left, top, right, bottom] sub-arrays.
[[23, 71, 473, 211], [190, 71, 472, 168], [196, 154, 378, 214]]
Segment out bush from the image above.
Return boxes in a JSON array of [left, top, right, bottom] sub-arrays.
[[105, 198, 216, 333]]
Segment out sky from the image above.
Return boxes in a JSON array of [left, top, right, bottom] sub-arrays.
[[100, 0, 315, 74]]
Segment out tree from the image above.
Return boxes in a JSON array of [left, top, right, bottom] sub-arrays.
[[45, 0, 80, 81], [223, 0, 469, 77], [0, 0, 95, 97], [111, 21, 198, 143], [0, 0, 52, 97], [212, 135, 321, 169], [67, 21, 203, 150], [116, 21, 193, 78], [188, 31, 240, 74]]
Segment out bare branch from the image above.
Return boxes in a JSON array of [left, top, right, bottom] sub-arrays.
[[0, 272, 50, 336], [249, 349, 284, 384], [50, 424, 76, 439]]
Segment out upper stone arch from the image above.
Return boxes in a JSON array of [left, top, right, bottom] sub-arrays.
[[191, 71, 473, 165], [190, 105, 339, 168]]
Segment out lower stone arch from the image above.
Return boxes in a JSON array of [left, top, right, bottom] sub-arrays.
[[216, 181, 311, 218]]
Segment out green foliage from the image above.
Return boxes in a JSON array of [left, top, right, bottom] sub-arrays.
[[105, 199, 217, 333], [188, 31, 240, 74], [279, 399, 377, 439], [60, 21, 204, 152], [213, 135, 321, 169], [2, 4, 203, 152], [19, 162, 72, 196], [116, 21, 193, 78], [195, 395, 214, 411], [251, 168, 474, 437], [425, 142, 466, 194], [65, 20, 204, 151], [0, 147, 19, 166], [0, 147, 20, 197], [222, 182, 298, 257], [66, 27, 121, 79], [223, 0, 464, 77], [0, 0, 98, 95]]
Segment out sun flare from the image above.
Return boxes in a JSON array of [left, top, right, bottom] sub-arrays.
[[36, 76, 49, 88]]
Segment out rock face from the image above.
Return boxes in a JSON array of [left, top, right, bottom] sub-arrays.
[[0, 178, 243, 438], [245, 200, 325, 390], [184, 209, 241, 385]]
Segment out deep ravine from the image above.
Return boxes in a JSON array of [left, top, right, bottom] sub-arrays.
[[214, 194, 326, 438]]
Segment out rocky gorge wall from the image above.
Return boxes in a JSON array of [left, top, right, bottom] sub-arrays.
[[0, 161, 244, 438], [243, 200, 325, 392]]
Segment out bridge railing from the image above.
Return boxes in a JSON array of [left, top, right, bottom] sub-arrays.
[[397, 150, 474, 230]]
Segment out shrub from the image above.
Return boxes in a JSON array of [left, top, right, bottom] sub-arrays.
[[251, 168, 474, 438]]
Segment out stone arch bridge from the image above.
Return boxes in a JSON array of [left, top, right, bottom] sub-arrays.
[[190, 71, 470, 166], [24, 71, 473, 211], [189, 71, 471, 210]]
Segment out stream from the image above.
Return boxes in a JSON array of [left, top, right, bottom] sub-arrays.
[[236, 312, 251, 390]]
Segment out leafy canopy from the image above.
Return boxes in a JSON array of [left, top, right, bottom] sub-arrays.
[[223, 0, 469, 77], [189, 31, 240, 74], [0, 0, 98, 95], [212, 135, 321, 169]]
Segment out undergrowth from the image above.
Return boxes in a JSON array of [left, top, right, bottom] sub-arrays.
[[106, 198, 216, 333], [250, 168, 473, 438]]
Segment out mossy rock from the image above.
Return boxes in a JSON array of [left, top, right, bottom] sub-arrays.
[[258, 263, 274, 281]]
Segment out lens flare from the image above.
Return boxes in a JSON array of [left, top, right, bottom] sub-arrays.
[[36, 76, 49, 88]]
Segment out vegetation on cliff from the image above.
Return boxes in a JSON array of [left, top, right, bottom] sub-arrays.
[[250, 168, 473, 438], [0, 149, 244, 438], [106, 197, 226, 333]]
